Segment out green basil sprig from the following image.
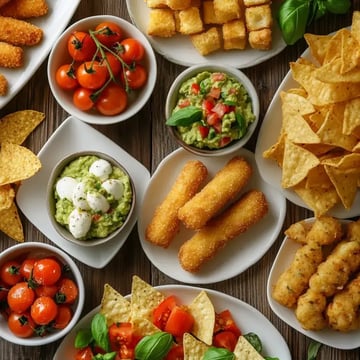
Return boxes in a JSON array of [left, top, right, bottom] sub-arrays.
[[166, 106, 203, 126], [135, 331, 173, 360], [307, 340, 322, 360], [203, 346, 235, 360]]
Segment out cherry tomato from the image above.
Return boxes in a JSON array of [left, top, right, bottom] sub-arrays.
[[56, 277, 78, 304], [95, 21, 123, 47], [118, 38, 145, 63], [164, 306, 194, 337], [76, 61, 108, 90], [109, 322, 140, 356], [30, 296, 58, 325], [7, 282, 35, 313], [0, 280, 8, 301], [75, 346, 94, 360], [32, 258, 62, 286], [123, 64, 147, 90], [95, 83, 128, 116], [35, 284, 58, 298], [67, 31, 97, 62], [152, 295, 177, 330], [7, 312, 35, 338], [73, 87, 95, 111], [19, 258, 36, 281], [1, 260, 22, 286], [165, 344, 184, 360], [214, 310, 241, 338], [99, 51, 122, 77], [213, 330, 238, 352], [55, 64, 78, 90], [53, 305, 72, 329]]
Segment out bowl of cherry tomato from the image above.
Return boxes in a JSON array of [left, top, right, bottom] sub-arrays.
[[0, 242, 85, 346], [47, 15, 157, 125]]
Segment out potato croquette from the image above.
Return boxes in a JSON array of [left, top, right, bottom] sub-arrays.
[[178, 190, 268, 272], [0, 73, 7, 96], [0, 41, 23, 68], [178, 156, 252, 230], [0, 0, 48, 19], [145, 160, 208, 248], [305, 216, 343, 246], [0, 15, 43, 46]]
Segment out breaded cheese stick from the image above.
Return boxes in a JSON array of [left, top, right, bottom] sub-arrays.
[[178, 156, 252, 230], [178, 190, 268, 272], [0, 0, 49, 19], [0, 41, 23, 68], [0, 16, 43, 46], [145, 160, 208, 248], [0, 73, 7, 96]]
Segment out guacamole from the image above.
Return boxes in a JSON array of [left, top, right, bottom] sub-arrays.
[[166, 71, 256, 149], [53, 155, 133, 240]]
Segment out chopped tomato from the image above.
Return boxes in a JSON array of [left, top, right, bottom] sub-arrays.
[[212, 122, 222, 134], [178, 99, 191, 108], [191, 83, 200, 94], [108, 322, 140, 357], [152, 295, 177, 330], [209, 87, 221, 99], [214, 310, 241, 338], [219, 137, 232, 147], [212, 103, 230, 118], [211, 72, 225, 81], [75, 346, 94, 360], [164, 306, 194, 337], [198, 125, 209, 139], [206, 112, 220, 126], [202, 98, 214, 115], [165, 344, 184, 360], [213, 330, 238, 352]]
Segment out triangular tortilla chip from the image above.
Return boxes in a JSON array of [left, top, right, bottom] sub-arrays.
[[183, 333, 209, 359], [233, 336, 265, 360], [0, 201, 24, 242], [0, 184, 15, 211]]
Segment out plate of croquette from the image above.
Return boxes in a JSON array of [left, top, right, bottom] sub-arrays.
[[0, 0, 80, 109], [126, 0, 286, 68]]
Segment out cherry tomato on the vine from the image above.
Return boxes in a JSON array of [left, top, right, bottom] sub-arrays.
[[30, 296, 58, 325], [7, 312, 35, 338], [100, 51, 122, 78], [19, 258, 36, 281], [55, 64, 78, 90], [7, 282, 35, 313], [76, 61, 108, 90], [67, 31, 97, 62], [56, 277, 79, 304], [95, 83, 128, 116], [118, 38, 145, 63], [73, 87, 95, 111], [123, 63, 147, 90], [1, 260, 22, 286], [95, 21, 123, 47], [53, 305, 73, 329], [32, 258, 62, 286]]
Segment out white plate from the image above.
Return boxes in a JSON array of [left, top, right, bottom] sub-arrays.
[[254, 36, 360, 219], [267, 218, 359, 350], [16, 116, 150, 268], [137, 147, 286, 284], [0, 0, 81, 109], [53, 284, 291, 360], [125, 0, 286, 68]]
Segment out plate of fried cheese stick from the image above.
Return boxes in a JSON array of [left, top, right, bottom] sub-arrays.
[[0, 0, 80, 108], [137, 147, 286, 284]]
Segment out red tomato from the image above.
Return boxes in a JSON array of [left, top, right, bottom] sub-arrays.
[[7, 312, 35, 338], [32, 258, 62, 286], [100, 52, 122, 77], [56, 277, 79, 304], [198, 125, 209, 139], [53, 305, 73, 329], [30, 296, 58, 325], [95, 21, 123, 47], [214, 309, 241, 338], [55, 64, 78, 90], [152, 295, 177, 330], [7, 282, 35, 313], [0, 280, 8, 301], [67, 31, 97, 62], [118, 38, 145, 63], [19, 258, 36, 281], [165, 344, 184, 360], [76, 61, 108, 90], [73, 87, 95, 111], [213, 330, 238, 352], [109, 322, 140, 357], [75, 346, 94, 360], [1, 260, 22, 286], [164, 306, 194, 337], [123, 64, 147, 90], [95, 83, 128, 116], [35, 284, 58, 298]]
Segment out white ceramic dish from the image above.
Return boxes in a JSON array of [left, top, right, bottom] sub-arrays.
[[254, 34, 360, 219], [137, 147, 286, 284], [0, 0, 81, 109], [53, 284, 292, 360], [126, 0, 286, 68], [47, 15, 157, 125], [16, 116, 150, 268], [267, 218, 359, 350]]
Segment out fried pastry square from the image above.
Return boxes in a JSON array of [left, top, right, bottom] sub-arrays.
[[213, 0, 241, 23], [222, 19, 247, 50], [248, 28, 272, 49], [178, 6, 203, 35], [147, 8, 176, 37], [245, 4, 273, 31], [190, 26, 222, 55]]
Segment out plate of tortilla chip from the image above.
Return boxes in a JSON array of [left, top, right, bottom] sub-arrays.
[[255, 16, 360, 218], [53, 275, 291, 359]]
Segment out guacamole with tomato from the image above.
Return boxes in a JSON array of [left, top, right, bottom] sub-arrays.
[[166, 71, 256, 150]]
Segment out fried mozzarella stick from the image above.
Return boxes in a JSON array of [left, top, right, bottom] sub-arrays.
[[0, 0, 49, 19], [178, 190, 268, 272], [0, 41, 23, 68], [178, 156, 252, 230], [145, 160, 208, 248], [0, 16, 43, 46], [0, 73, 7, 96]]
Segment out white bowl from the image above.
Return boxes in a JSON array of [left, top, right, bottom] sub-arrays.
[[165, 63, 259, 156], [46, 151, 136, 247], [0, 242, 85, 346], [47, 15, 157, 125]]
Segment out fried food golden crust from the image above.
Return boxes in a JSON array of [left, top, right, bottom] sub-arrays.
[[145, 160, 208, 248], [284, 220, 311, 244], [0, 41, 23, 67], [0, 15, 42, 46], [0, 72, 7, 96], [305, 216, 343, 245], [0, 0, 11, 8], [0, 0, 48, 19], [178, 190, 268, 272], [326, 273, 360, 332], [178, 156, 252, 230]]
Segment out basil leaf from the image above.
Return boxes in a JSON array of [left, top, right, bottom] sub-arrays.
[[135, 331, 173, 360], [243, 332, 263, 353], [166, 106, 203, 126], [277, 0, 310, 45], [264, 357, 280, 360], [93, 353, 117, 360], [74, 328, 93, 349], [203, 346, 235, 360], [307, 340, 322, 360], [324, 0, 351, 14], [91, 313, 111, 353]]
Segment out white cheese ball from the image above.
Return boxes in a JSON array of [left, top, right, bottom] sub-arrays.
[[56, 176, 78, 201], [89, 159, 112, 181], [102, 179, 124, 200], [72, 182, 90, 210], [86, 192, 110, 213], [68, 208, 92, 238]]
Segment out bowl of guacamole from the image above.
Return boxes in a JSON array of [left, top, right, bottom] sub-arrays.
[[47, 151, 135, 246], [165, 64, 259, 156]]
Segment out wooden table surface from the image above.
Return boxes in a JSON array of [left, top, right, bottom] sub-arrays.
[[0, 1, 359, 359]]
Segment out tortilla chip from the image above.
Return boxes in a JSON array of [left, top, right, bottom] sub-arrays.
[[323, 29, 344, 64], [280, 91, 316, 116], [304, 33, 332, 65], [131, 317, 160, 337], [0, 184, 15, 211], [0, 201, 24, 242], [262, 133, 285, 167], [183, 333, 209, 359], [321, 153, 360, 169], [344, 97, 360, 135], [233, 335, 264, 360], [0, 110, 45, 145], [351, 11, 360, 44], [0, 142, 41, 186], [340, 28, 360, 74]]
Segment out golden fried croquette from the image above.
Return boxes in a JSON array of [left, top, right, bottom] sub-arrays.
[[178, 6, 203, 35], [190, 26, 222, 55], [306, 216, 343, 245], [284, 220, 311, 244], [346, 218, 360, 242], [0, 41, 23, 68], [147, 9, 176, 38], [145, 160, 208, 248], [178, 190, 268, 272], [0, 73, 7, 96], [0, 0, 48, 19], [178, 156, 252, 230]]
